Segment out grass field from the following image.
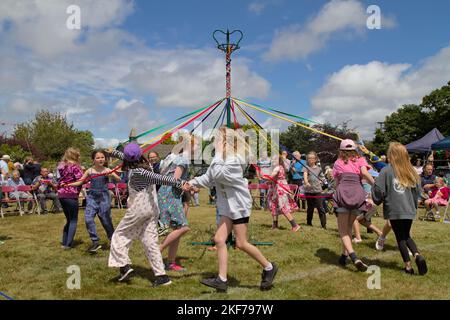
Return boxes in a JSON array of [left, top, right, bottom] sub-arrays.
[[0, 191, 449, 300]]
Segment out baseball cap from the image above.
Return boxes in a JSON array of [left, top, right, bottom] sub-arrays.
[[123, 143, 142, 162], [339, 139, 357, 151]]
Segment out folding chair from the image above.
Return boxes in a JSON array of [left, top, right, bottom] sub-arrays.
[[1, 186, 27, 217], [108, 183, 121, 209], [116, 183, 128, 209], [248, 183, 269, 210], [17, 185, 40, 215], [441, 187, 450, 224]]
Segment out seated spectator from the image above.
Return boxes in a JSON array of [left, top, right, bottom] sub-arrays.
[[7, 170, 33, 213], [420, 164, 436, 201], [32, 168, 62, 214], [0, 154, 9, 180], [23, 157, 41, 185], [424, 177, 448, 221]]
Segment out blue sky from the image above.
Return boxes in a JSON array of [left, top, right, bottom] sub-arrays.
[[0, 0, 449, 145]]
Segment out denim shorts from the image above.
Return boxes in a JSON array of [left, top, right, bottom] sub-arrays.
[[335, 207, 363, 216]]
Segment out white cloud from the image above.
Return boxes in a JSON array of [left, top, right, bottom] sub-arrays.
[[94, 138, 121, 148], [264, 0, 395, 62], [0, 0, 135, 58], [248, 2, 267, 15], [0, 0, 271, 142], [311, 46, 450, 138]]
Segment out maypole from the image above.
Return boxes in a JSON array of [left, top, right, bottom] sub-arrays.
[[213, 29, 243, 128]]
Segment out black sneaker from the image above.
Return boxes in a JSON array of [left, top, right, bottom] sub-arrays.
[[118, 265, 134, 282], [152, 275, 172, 287], [200, 276, 228, 292], [338, 254, 348, 267], [354, 259, 368, 272], [260, 262, 278, 291], [404, 268, 414, 275], [88, 243, 102, 253], [415, 255, 428, 275]]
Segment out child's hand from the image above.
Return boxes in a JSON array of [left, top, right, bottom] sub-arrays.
[[105, 147, 114, 154], [182, 182, 192, 192], [358, 145, 370, 155]]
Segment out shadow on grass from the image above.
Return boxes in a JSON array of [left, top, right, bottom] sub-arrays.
[[261, 224, 288, 231], [315, 248, 402, 271], [0, 235, 12, 241]]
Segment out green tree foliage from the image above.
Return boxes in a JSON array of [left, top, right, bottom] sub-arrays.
[[13, 110, 94, 162], [280, 122, 357, 165], [0, 144, 31, 163], [372, 82, 450, 154]]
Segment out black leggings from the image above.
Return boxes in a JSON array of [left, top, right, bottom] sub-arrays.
[[305, 193, 327, 227], [390, 219, 419, 262]]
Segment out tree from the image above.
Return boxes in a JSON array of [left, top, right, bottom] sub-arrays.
[[372, 104, 428, 154], [13, 110, 94, 161], [280, 122, 357, 165], [371, 81, 450, 153], [421, 81, 450, 136], [0, 135, 44, 162]]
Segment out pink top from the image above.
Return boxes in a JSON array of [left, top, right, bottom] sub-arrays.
[[333, 157, 369, 180], [57, 162, 83, 199], [430, 187, 449, 200]]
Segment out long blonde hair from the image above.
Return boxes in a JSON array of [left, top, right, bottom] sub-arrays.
[[217, 125, 250, 160], [387, 142, 420, 188], [62, 148, 80, 164]]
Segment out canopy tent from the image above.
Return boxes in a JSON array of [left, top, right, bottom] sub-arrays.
[[405, 128, 444, 153], [432, 135, 450, 151]]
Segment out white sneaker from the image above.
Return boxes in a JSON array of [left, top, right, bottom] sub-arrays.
[[352, 238, 363, 244], [375, 237, 385, 251]]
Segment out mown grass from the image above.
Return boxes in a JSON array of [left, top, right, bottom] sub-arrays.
[[0, 190, 449, 300]]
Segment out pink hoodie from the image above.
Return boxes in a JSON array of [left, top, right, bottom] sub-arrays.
[[57, 162, 83, 199]]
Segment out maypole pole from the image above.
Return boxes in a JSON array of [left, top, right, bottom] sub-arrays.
[[213, 29, 243, 128]]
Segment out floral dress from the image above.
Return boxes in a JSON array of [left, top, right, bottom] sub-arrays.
[[267, 165, 298, 217]]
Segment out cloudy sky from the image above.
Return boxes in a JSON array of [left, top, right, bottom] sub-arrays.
[[0, 0, 449, 146]]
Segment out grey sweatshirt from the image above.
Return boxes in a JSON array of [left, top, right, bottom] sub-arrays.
[[372, 165, 421, 220]]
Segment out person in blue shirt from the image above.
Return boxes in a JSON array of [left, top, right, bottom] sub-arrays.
[[290, 151, 306, 209]]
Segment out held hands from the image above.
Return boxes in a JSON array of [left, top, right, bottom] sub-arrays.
[[182, 181, 193, 192]]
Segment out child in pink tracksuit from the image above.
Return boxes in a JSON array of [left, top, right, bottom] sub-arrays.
[[424, 177, 448, 220]]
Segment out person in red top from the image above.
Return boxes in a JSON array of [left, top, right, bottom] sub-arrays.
[[424, 177, 449, 220]]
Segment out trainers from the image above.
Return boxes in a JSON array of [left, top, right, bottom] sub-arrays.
[[338, 254, 348, 267], [200, 276, 228, 292], [415, 255, 428, 275], [404, 268, 414, 275], [260, 262, 278, 291], [291, 225, 301, 232], [352, 238, 363, 244], [88, 243, 102, 253], [375, 237, 385, 251], [166, 262, 186, 272], [354, 259, 368, 272], [118, 265, 134, 282], [271, 221, 278, 230], [152, 275, 172, 287]]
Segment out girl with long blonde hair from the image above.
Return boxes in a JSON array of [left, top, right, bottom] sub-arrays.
[[185, 126, 278, 292], [372, 142, 427, 275], [57, 148, 83, 249]]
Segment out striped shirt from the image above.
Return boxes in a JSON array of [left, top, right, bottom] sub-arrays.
[[111, 150, 183, 192]]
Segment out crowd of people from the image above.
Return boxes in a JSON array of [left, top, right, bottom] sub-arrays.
[[1, 130, 449, 291]]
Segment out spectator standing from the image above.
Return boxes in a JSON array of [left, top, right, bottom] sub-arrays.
[[290, 151, 307, 209], [23, 157, 41, 185], [256, 151, 272, 209]]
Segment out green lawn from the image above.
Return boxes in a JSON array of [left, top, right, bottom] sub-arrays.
[[0, 191, 449, 300]]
